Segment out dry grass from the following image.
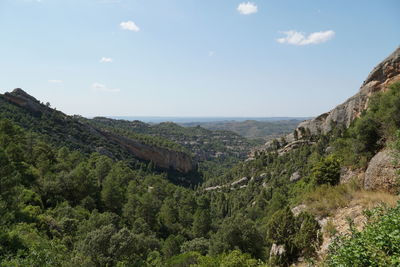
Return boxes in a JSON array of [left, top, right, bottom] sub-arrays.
[[352, 190, 398, 209], [302, 179, 399, 218]]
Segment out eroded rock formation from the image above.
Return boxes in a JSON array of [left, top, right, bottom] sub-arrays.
[[257, 47, 400, 153], [101, 131, 196, 173]]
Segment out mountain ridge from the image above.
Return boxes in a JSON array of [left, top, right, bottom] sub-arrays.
[[0, 89, 197, 174], [257, 47, 400, 154]]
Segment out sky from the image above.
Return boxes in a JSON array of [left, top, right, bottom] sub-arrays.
[[0, 0, 399, 117]]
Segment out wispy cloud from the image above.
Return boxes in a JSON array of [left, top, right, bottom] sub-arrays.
[[120, 21, 140, 32], [48, 79, 63, 84], [237, 2, 258, 15], [208, 51, 215, 57], [92, 82, 120, 93], [277, 30, 335, 46], [100, 57, 113, 63]]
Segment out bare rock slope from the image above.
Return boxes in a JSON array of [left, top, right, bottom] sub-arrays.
[[258, 47, 400, 152]]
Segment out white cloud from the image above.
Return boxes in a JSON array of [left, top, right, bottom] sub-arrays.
[[237, 2, 258, 15], [120, 21, 140, 32], [208, 51, 215, 57], [48, 79, 63, 84], [92, 82, 120, 93], [100, 57, 113, 63], [277, 30, 335, 45]]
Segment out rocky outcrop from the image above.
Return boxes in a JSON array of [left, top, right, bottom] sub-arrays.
[[298, 47, 400, 136], [3, 88, 45, 114], [317, 204, 367, 259], [257, 47, 400, 153], [364, 149, 399, 193], [101, 131, 196, 173], [1, 88, 197, 174], [231, 176, 248, 187]]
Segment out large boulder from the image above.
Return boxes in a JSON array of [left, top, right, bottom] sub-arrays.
[[364, 149, 399, 193]]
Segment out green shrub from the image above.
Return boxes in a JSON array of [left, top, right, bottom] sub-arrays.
[[327, 202, 400, 266], [311, 156, 341, 186]]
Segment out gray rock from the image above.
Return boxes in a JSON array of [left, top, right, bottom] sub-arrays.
[[255, 47, 400, 153], [289, 171, 301, 182], [231, 177, 248, 187], [340, 167, 364, 185], [291, 204, 306, 217], [270, 243, 285, 257], [364, 149, 399, 193]]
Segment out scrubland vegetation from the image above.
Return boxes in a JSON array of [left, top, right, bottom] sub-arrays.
[[0, 82, 399, 266]]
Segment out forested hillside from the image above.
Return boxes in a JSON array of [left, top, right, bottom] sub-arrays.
[[85, 117, 261, 182], [1, 48, 400, 267], [180, 119, 305, 140], [86, 117, 260, 161]]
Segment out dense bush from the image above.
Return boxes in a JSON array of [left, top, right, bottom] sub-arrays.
[[311, 155, 341, 186], [327, 202, 400, 266]]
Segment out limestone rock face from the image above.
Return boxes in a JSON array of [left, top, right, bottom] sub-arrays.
[[298, 47, 400, 136], [364, 149, 399, 193], [256, 47, 400, 153], [101, 131, 196, 173]]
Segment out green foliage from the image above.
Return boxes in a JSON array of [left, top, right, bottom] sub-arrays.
[[180, 238, 210, 255], [311, 155, 341, 186], [181, 119, 303, 140], [327, 202, 400, 266], [210, 217, 264, 259], [1, 82, 400, 266], [333, 82, 400, 167], [265, 208, 321, 266], [194, 250, 267, 267]]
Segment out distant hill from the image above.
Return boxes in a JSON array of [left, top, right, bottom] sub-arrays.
[[87, 117, 261, 161], [107, 116, 310, 123], [0, 89, 196, 177], [86, 118, 262, 181], [180, 119, 305, 140]]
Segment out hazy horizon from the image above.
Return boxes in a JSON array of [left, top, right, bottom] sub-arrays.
[[100, 116, 312, 124]]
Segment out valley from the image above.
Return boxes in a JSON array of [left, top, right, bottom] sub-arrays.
[[1, 47, 400, 266]]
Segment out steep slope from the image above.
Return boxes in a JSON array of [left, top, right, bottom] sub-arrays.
[[258, 47, 400, 152], [87, 117, 259, 162], [0, 89, 196, 174]]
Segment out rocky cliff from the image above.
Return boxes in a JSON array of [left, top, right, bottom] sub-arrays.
[[100, 131, 196, 173], [257, 47, 400, 153], [1, 88, 196, 174], [4, 88, 47, 114]]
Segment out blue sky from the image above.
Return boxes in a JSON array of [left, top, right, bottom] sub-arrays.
[[0, 0, 399, 117]]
